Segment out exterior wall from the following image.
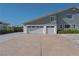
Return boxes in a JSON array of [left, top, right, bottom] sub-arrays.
[[36, 16, 57, 25], [43, 26, 46, 34], [23, 8, 79, 34], [23, 13, 57, 34], [23, 25, 28, 33], [57, 8, 79, 30]]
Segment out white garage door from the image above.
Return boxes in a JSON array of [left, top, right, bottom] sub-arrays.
[[27, 26, 43, 34], [47, 26, 55, 34]]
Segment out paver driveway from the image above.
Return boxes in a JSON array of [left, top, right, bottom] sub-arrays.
[[0, 33, 79, 56]]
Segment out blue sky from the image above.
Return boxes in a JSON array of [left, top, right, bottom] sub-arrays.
[[0, 3, 79, 26]]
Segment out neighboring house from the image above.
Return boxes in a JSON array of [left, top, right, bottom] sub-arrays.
[[23, 7, 79, 34], [0, 21, 9, 30]]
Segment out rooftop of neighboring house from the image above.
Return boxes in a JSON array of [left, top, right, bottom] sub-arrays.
[[23, 7, 79, 25], [0, 21, 9, 25]]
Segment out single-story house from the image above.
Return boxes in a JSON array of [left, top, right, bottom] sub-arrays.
[[0, 21, 9, 30], [23, 7, 79, 34]]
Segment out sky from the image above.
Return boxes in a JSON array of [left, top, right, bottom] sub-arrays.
[[0, 3, 79, 26]]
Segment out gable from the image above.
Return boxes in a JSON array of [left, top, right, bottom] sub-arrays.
[[23, 7, 79, 25]]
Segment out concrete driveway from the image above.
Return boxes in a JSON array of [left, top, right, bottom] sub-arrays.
[[0, 33, 79, 56], [61, 34, 79, 48], [0, 32, 24, 43]]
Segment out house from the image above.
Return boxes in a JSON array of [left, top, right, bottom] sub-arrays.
[[23, 7, 79, 34], [0, 21, 9, 30]]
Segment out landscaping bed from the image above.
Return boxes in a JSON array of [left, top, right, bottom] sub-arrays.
[[0, 27, 23, 34], [58, 30, 79, 34]]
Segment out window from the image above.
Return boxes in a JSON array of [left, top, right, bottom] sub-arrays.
[[36, 26, 39, 28], [60, 25, 63, 28], [73, 24, 75, 28], [32, 26, 35, 28], [27, 26, 31, 28], [66, 14, 72, 18], [47, 26, 54, 28], [65, 24, 70, 28], [51, 26, 54, 28], [39, 26, 43, 28], [36, 26, 43, 28], [47, 26, 50, 28], [50, 16, 55, 21]]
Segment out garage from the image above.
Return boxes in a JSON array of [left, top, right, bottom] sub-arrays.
[[27, 26, 44, 34], [23, 25, 56, 34], [46, 26, 55, 34]]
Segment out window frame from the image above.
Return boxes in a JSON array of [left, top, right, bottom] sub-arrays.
[[27, 26, 31, 28], [47, 26, 54, 28], [60, 25, 63, 28], [50, 16, 56, 22], [64, 24, 70, 28], [39, 26, 43, 28]]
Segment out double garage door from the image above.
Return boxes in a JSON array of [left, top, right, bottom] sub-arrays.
[[27, 26, 55, 34]]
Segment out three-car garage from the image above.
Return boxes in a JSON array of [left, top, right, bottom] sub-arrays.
[[23, 25, 57, 34]]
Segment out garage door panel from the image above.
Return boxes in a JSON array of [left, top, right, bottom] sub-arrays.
[[47, 26, 54, 34], [47, 28, 54, 34], [27, 25, 55, 34], [28, 27, 43, 34]]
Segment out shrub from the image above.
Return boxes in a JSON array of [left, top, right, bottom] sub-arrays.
[[0, 27, 14, 34], [0, 29, 7, 34], [0, 26, 23, 34], [63, 30, 79, 34], [13, 26, 23, 32]]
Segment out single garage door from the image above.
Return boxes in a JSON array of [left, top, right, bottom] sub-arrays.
[[27, 26, 43, 34], [47, 26, 55, 34]]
